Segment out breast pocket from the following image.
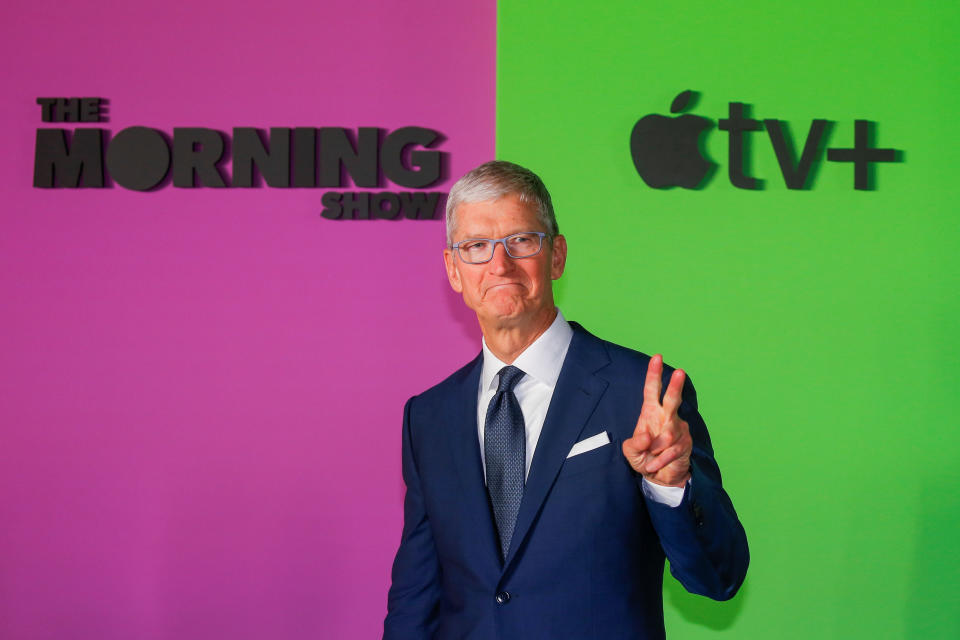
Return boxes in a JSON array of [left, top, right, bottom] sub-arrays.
[[557, 435, 619, 479]]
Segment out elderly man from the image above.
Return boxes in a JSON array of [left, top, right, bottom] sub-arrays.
[[384, 160, 748, 639]]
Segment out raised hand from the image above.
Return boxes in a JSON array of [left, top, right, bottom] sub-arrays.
[[621, 354, 692, 487]]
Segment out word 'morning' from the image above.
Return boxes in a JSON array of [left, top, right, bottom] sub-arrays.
[[34, 126, 444, 191]]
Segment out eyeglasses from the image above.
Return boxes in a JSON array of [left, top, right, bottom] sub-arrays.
[[451, 231, 548, 264]]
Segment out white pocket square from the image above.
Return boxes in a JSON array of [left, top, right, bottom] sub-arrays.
[[566, 431, 611, 458]]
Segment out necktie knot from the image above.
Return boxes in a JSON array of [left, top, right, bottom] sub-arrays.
[[497, 366, 525, 393]]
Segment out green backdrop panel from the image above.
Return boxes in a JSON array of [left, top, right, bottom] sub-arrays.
[[497, 1, 958, 638]]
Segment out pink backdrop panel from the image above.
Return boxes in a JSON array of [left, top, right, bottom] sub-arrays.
[[0, 1, 493, 638]]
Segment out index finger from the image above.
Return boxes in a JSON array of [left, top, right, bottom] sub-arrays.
[[643, 354, 664, 405], [662, 368, 686, 416]]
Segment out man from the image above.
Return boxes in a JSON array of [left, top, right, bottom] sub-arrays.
[[384, 161, 748, 639]]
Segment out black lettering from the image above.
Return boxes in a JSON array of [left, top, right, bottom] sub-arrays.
[[232, 127, 291, 187], [399, 191, 441, 220], [36, 98, 56, 122], [56, 98, 81, 122], [293, 127, 317, 188], [765, 119, 829, 190], [172, 128, 227, 188], [106, 127, 171, 191], [341, 192, 371, 219], [33, 128, 104, 188], [373, 192, 401, 219], [320, 191, 343, 219], [381, 127, 443, 188], [80, 98, 102, 122], [718, 102, 763, 189], [319, 127, 379, 188], [826, 120, 897, 190]]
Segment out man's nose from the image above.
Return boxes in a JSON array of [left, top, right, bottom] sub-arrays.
[[487, 242, 515, 273]]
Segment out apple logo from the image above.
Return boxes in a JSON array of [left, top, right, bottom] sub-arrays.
[[630, 90, 715, 189]]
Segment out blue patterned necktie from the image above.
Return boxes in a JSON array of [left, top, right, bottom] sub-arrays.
[[484, 365, 526, 561]]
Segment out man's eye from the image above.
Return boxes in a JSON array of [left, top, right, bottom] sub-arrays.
[[463, 241, 489, 252], [508, 235, 536, 247]]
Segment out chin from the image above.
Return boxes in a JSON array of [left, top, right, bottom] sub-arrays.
[[482, 301, 527, 323]]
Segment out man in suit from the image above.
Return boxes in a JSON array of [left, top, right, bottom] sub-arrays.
[[384, 161, 748, 639]]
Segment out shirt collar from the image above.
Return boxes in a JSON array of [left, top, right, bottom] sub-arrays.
[[480, 309, 574, 392]]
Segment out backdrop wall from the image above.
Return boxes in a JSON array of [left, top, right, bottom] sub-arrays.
[[498, 1, 958, 638], [1, 1, 493, 638], [2, 1, 958, 639]]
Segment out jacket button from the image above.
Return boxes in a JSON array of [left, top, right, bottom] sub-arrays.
[[495, 591, 511, 605], [693, 503, 705, 527]]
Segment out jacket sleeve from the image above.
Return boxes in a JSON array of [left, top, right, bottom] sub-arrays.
[[641, 374, 750, 601], [384, 396, 441, 639]]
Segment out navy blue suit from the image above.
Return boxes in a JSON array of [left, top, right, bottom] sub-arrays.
[[385, 323, 748, 639]]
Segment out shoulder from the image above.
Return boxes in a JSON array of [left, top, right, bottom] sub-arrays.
[[403, 352, 481, 419], [568, 322, 658, 376], [569, 322, 692, 396], [413, 353, 480, 399]]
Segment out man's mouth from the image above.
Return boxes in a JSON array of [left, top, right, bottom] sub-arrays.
[[483, 282, 523, 296]]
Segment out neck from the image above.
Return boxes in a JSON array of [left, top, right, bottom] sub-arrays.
[[481, 307, 557, 364]]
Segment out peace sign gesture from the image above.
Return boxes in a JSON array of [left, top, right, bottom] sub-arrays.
[[621, 354, 693, 487]]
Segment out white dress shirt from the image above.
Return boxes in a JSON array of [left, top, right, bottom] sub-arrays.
[[477, 309, 685, 506]]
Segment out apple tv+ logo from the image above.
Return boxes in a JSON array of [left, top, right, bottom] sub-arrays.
[[630, 90, 901, 191]]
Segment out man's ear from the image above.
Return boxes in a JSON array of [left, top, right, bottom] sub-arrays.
[[550, 234, 567, 280], [443, 249, 463, 293]]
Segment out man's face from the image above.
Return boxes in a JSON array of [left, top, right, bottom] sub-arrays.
[[443, 194, 566, 331]]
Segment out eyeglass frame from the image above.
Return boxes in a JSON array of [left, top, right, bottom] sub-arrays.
[[449, 231, 550, 264]]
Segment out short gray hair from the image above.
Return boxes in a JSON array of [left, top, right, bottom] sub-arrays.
[[445, 160, 558, 245]]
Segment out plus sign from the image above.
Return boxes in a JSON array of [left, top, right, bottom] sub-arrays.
[[827, 120, 897, 190]]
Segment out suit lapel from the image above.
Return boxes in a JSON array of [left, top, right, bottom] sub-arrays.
[[503, 325, 610, 571], [444, 354, 502, 571]]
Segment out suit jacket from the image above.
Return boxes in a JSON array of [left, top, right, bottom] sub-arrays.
[[384, 323, 748, 639]]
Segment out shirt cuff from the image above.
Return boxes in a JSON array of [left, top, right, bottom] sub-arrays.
[[641, 477, 687, 508]]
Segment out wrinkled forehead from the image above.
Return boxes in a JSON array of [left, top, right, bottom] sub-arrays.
[[450, 194, 542, 239]]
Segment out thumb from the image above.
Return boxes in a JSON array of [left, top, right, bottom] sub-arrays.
[[622, 426, 651, 462]]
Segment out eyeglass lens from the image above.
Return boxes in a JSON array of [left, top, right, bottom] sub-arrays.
[[458, 233, 543, 264]]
